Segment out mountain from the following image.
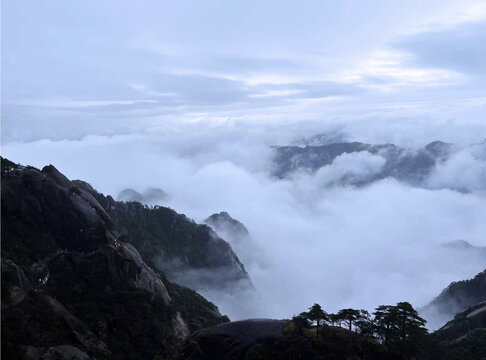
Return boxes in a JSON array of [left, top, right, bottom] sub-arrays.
[[117, 187, 168, 204], [204, 211, 250, 244], [421, 269, 486, 330], [443, 240, 486, 258], [109, 203, 250, 291], [272, 140, 452, 186], [1, 158, 242, 359], [432, 301, 486, 360]]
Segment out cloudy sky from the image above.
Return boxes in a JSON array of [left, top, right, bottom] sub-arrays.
[[2, 0, 486, 142], [2, 1, 486, 326]]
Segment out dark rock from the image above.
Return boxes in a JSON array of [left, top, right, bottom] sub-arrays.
[[109, 202, 250, 291], [1, 158, 230, 359], [175, 319, 395, 360], [40, 345, 93, 360]]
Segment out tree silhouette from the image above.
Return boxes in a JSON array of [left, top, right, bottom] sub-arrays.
[[373, 302, 428, 356], [307, 303, 328, 336], [355, 309, 374, 336], [329, 313, 341, 327], [337, 308, 361, 332], [292, 312, 311, 335], [373, 305, 398, 345]]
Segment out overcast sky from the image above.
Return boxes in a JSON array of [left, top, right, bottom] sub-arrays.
[[2, 0, 486, 142]]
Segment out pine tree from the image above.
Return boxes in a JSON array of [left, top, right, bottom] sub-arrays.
[[307, 303, 328, 336]]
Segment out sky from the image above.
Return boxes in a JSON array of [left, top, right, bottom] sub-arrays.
[[2, 1, 486, 328], [2, 0, 486, 142]]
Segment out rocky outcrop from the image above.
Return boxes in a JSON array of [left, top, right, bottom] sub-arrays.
[[108, 202, 251, 291], [41, 345, 93, 360], [1, 158, 228, 360], [204, 212, 250, 244], [175, 319, 396, 360]]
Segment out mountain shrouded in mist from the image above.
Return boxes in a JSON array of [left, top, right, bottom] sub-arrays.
[[3, 157, 486, 360], [3, 0, 486, 358], [1, 158, 240, 359]]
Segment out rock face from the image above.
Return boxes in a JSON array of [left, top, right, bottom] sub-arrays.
[[421, 269, 486, 330], [109, 203, 250, 291], [174, 319, 396, 360], [1, 158, 230, 360], [204, 212, 250, 244], [272, 140, 452, 186]]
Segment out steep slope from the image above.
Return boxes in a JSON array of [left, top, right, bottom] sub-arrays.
[[107, 203, 250, 291], [421, 270, 486, 329], [432, 302, 486, 360], [1, 158, 229, 359]]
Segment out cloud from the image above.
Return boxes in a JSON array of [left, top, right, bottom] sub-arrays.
[[393, 21, 486, 77], [427, 142, 486, 192], [3, 130, 486, 326]]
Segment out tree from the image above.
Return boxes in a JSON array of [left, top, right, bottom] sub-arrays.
[[328, 313, 341, 327], [355, 309, 374, 336], [394, 302, 428, 356], [292, 312, 311, 335], [373, 305, 398, 345], [337, 308, 361, 332], [307, 303, 329, 336], [373, 302, 428, 357]]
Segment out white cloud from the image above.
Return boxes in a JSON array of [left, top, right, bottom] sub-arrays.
[[3, 131, 485, 324]]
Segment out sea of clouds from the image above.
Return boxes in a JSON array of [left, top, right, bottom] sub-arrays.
[[3, 118, 486, 329]]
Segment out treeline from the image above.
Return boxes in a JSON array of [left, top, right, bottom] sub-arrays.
[[294, 302, 429, 358]]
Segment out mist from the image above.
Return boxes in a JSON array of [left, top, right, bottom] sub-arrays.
[[3, 120, 486, 327]]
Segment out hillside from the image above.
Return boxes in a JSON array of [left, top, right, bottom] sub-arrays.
[[421, 269, 486, 329], [1, 158, 239, 359]]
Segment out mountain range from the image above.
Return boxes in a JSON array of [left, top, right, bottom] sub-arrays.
[[272, 140, 453, 186]]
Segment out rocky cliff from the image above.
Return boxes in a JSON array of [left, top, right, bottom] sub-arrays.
[[1, 158, 234, 359]]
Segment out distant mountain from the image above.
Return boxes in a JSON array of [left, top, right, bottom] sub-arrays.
[[204, 211, 250, 244], [421, 269, 486, 330], [443, 240, 486, 258], [272, 140, 452, 186], [117, 187, 168, 204], [1, 158, 240, 359]]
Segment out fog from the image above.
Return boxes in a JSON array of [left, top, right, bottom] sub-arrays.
[[3, 121, 486, 328]]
